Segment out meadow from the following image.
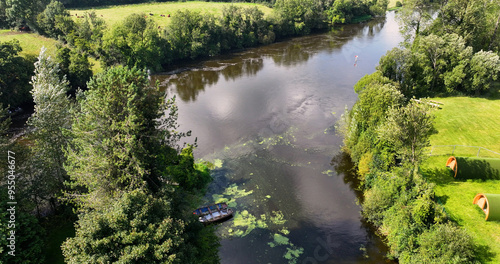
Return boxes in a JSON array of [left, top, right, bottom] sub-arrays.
[[422, 92, 500, 263], [69, 1, 273, 28], [0, 29, 58, 57]]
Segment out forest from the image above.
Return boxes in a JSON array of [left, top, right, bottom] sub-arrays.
[[1, 0, 500, 263]]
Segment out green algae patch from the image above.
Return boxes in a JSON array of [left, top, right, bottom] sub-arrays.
[[273, 233, 289, 245], [270, 211, 287, 225], [224, 183, 253, 198], [231, 210, 268, 237], [322, 170, 334, 176], [284, 246, 304, 264], [213, 159, 223, 168]]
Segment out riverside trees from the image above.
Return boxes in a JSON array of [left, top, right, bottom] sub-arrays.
[[61, 66, 216, 263], [339, 1, 498, 263]]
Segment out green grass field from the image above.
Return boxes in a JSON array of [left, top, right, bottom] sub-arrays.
[[422, 92, 500, 263], [0, 29, 58, 57], [0, 29, 102, 73], [421, 156, 500, 263], [428, 96, 500, 156], [388, 0, 399, 8], [69, 1, 273, 28]]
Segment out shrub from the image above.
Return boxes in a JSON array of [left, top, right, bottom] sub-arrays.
[[409, 223, 476, 264]]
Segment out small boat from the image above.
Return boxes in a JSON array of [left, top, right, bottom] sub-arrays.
[[193, 202, 234, 223]]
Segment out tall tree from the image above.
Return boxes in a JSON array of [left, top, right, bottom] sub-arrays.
[[378, 102, 435, 165], [37, 0, 69, 38], [26, 47, 71, 210], [64, 66, 163, 208], [101, 13, 166, 71], [5, 0, 48, 29], [396, 0, 434, 42]]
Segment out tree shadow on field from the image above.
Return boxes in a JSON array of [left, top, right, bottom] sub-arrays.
[[455, 157, 500, 181], [475, 244, 496, 263], [420, 166, 456, 186]]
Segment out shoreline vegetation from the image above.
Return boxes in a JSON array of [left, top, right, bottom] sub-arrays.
[[340, 0, 500, 263], [2, 0, 499, 263], [1, 0, 389, 112], [0, 0, 390, 263]]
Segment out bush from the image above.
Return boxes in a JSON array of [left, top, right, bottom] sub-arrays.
[[410, 223, 476, 264], [396, 1, 402, 7]]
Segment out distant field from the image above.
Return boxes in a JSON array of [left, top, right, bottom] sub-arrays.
[[0, 29, 58, 57], [69, 1, 273, 28]]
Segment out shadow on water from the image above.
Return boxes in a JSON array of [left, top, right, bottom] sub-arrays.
[[329, 151, 395, 263], [331, 151, 364, 202]]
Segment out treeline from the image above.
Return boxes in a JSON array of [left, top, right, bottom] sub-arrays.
[[1, 0, 389, 110], [59, 0, 275, 8], [0, 49, 219, 263], [340, 0, 500, 262], [384, 0, 500, 97]]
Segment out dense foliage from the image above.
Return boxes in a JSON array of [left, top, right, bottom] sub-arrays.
[[0, 40, 35, 109], [62, 190, 187, 264], [385, 0, 500, 97], [341, 70, 478, 263], [340, 0, 500, 262], [61, 66, 218, 262]]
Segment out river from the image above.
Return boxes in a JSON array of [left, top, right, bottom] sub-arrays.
[[152, 11, 403, 264]]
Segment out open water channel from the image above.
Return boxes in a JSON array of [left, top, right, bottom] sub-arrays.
[[152, 11, 403, 264]]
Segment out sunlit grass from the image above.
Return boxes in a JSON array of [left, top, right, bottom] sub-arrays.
[[388, 0, 399, 8], [428, 96, 500, 156], [421, 156, 500, 264], [423, 93, 500, 263], [0, 29, 58, 57], [69, 1, 273, 29]]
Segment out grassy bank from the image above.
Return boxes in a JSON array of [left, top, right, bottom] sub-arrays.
[[422, 95, 500, 263], [69, 1, 273, 28]]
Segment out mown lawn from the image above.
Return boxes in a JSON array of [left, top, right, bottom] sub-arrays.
[[422, 93, 500, 263], [0, 29, 58, 57], [69, 1, 273, 28], [421, 156, 500, 264], [427, 96, 500, 157]]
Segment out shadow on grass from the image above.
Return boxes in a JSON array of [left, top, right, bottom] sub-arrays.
[[420, 166, 455, 186], [475, 244, 497, 263], [455, 157, 500, 181]]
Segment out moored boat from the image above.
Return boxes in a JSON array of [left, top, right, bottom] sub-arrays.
[[193, 202, 234, 223]]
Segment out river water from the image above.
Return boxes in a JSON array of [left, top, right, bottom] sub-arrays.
[[153, 11, 402, 264]]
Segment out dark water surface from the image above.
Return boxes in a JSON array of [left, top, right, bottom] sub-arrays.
[[153, 11, 402, 264]]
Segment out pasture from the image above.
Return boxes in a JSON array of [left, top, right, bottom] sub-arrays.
[[69, 1, 273, 28]]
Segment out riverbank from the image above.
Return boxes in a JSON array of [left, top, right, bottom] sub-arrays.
[[420, 94, 500, 263]]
